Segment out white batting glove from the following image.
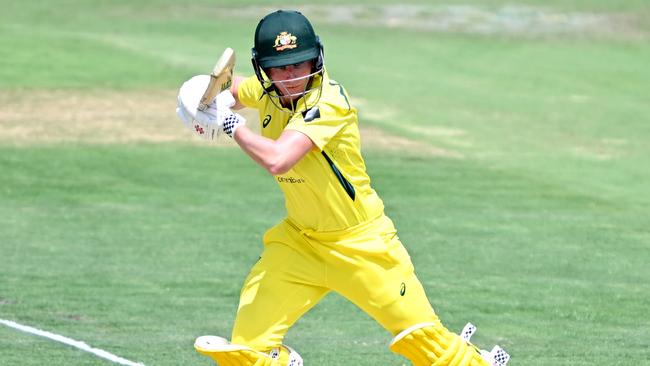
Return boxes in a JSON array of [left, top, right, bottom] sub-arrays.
[[176, 75, 218, 140], [212, 90, 245, 138], [219, 109, 245, 137], [176, 75, 245, 139]]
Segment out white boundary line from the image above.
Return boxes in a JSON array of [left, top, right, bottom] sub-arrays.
[[0, 318, 146, 366]]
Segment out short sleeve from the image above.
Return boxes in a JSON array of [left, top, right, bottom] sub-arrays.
[[237, 76, 264, 109], [284, 103, 352, 150]]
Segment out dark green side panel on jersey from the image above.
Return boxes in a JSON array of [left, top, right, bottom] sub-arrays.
[[321, 151, 356, 201]]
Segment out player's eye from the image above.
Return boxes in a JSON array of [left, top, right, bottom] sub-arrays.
[[278, 61, 308, 70]]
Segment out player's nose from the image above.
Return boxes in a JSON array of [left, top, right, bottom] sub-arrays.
[[284, 65, 300, 77]]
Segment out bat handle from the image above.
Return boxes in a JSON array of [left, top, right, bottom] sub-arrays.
[[198, 76, 220, 111], [197, 102, 209, 111]]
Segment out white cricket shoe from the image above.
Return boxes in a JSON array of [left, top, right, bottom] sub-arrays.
[[459, 323, 510, 366]]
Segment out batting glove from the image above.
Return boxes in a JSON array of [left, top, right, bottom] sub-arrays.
[[176, 75, 245, 139]]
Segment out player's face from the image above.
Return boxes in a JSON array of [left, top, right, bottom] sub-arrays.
[[266, 60, 314, 99]]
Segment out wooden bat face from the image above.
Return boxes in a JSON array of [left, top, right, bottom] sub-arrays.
[[198, 47, 236, 111]]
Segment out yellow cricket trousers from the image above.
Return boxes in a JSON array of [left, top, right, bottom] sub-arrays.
[[231, 214, 439, 351]]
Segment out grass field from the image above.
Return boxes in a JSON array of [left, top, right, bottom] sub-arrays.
[[1, 1, 649, 365]]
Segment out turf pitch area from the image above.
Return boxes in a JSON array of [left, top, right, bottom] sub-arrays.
[[1, 1, 649, 365]]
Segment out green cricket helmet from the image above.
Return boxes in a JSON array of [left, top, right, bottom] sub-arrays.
[[251, 10, 325, 111], [252, 10, 324, 70]]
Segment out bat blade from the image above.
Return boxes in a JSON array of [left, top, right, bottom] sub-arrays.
[[198, 47, 236, 111]]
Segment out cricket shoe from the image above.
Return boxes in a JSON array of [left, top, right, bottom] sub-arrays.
[[195, 335, 303, 366], [459, 323, 510, 366]]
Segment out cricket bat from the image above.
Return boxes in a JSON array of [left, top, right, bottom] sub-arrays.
[[197, 47, 236, 111]]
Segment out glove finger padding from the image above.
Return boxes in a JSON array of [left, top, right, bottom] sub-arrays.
[[175, 101, 193, 129], [216, 88, 236, 109], [212, 87, 244, 137], [177, 75, 221, 140]]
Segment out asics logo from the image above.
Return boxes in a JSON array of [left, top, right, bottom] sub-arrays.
[[262, 114, 272, 128]]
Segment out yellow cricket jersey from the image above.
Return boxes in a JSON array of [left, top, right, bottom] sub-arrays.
[[237, 71, 385, 231]]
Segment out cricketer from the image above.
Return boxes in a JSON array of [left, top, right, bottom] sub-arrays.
[[176, 9, 510, 366]]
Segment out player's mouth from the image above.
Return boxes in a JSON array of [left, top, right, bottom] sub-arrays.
[[278, 81, 307, 95], [286, 83, 305, 91]]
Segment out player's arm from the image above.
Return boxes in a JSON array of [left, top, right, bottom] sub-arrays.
[[233, 126, 313, 175], [230, 76, 247, 110]]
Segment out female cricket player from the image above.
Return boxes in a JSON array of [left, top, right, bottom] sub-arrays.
[[176, 9, 509, 366]]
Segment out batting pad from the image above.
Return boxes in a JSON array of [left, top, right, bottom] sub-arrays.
[[194, 336, 302, 366], [389, 322, 490, 366]]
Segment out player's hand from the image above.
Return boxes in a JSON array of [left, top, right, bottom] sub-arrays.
[[176, 75, 245, 139], [206, 89, 246, 138]]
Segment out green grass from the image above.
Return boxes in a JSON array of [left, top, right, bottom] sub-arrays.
[[2, 145, 648, 365], [2, 1, 650, 365]]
